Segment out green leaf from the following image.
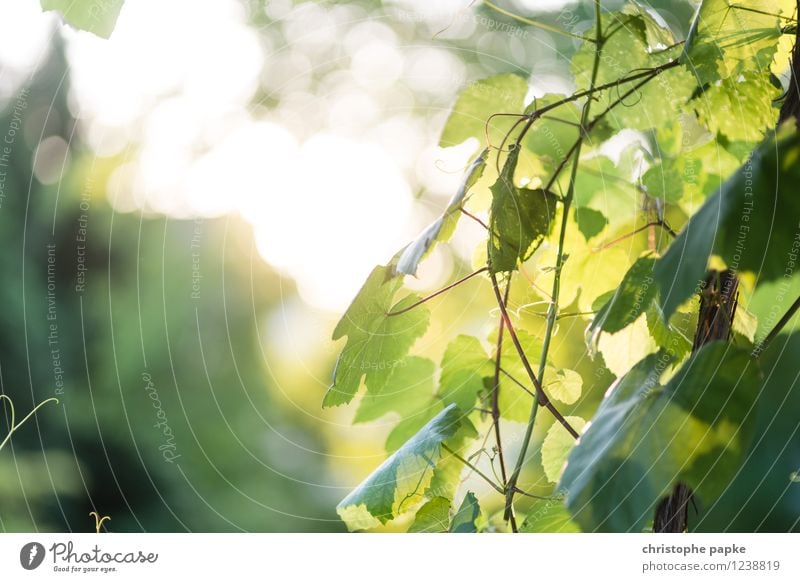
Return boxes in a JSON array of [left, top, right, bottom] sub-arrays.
[[595, 313, 659, 378], [522, 94, 581, 178], [541, 416, 586, 483], [655, 129, 800, 320], [561, 344, 759, 532], [693, 73, 781, 143], [440, 74, 528, 149], [589, 256, 657, 335], [408, 497, 451, 533], [496, 328, 542, 422], [544, 368, 583, 405], [337, 404, 464, 530], [622, 1, 676, 50], [40, 0, 125, 38], [574, 147, 641, 230], [572, 12, 693, 131], [325, 266, 430, 407], [645, 304, 693, 360], [694, 332, 800, 532], [521, 498, 582, 533], [354, 357, 435, 423], [683, 0, 791, 84], [449, 492, 481, 533], [642, 160, 688, 205], [488, 146, 558, 273], [438, 335, 493, 411], [575, 207, 608, 241], [397, 149, 488, 276]]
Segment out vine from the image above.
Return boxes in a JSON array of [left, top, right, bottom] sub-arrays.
[[328, 0, 800, 533]]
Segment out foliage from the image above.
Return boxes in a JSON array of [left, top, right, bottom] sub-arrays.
[[328, 0, 800, 533]]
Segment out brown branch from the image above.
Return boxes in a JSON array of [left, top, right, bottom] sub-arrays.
[[488, 270, 579, 439]]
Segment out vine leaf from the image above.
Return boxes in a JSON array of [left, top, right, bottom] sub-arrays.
[[560, 344, 759, 532], [336, 404, 464, 530], [693, 72, 781, 143], [353, 356, 445, 453], [397, 149, 488, 276], [325, 266, 430, 407], [408, 497, 451, 533], [496, 328, 542, 422], [40, 0, 125, 38], [521, 498, 582, 533], [488, 145, 558, 273], [694, 332, 800, 531], [683, 0, 792, 84], [544, 368, 583, 405], [438, 335, 493, 411], [655, 129, 800, 320], [449, 492, 481, 533], [589, 255, 657, 336], [541, 416, 586, 483], [439, 74, 528, 149], [571, 10, 693, 131]]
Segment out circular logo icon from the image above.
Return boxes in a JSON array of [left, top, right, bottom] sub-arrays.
[[20, 542, 45, 570]]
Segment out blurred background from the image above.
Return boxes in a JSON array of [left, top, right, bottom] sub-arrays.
[[0, 0, 697, 532]]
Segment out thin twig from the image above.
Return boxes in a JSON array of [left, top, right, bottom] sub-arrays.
[[386, 267, 488, 316], [593, 220, 677, 251], [442, 443, 504, 494], [755, 295, 800, 355], [461, 208, 489, 230]]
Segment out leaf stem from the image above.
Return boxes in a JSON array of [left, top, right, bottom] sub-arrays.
[[386, 267, 488, 316], [441, 442, 505, 494]]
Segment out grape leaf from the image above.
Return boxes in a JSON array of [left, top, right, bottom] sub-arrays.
[[522, 94, 581, 178], [572, 11, 693, 131], [655, 129, 800, 320], [693, 332, 800, 532], [337, 404, 464, 530], [449, 491, 481, 533], [40, 0, 125, 38], [354, 357, 435, 423], [541, 416, 586, 483], [438, 335, 493, 411], [408, 497, 451, 533], [488, 146, 558, 273], [397, 149, 488, 276], [325, 265, 430, 407], [595, 314, 659, 378], [440, 74, 528, 149], [495, 328, 542, 422], [521, 498, 582, 533], [682, 0, 791, 84], [589, 255, 658, 336], [693, 72, 781, 143], [544, 368, 583, 405], [561, 344, 759, 532]]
